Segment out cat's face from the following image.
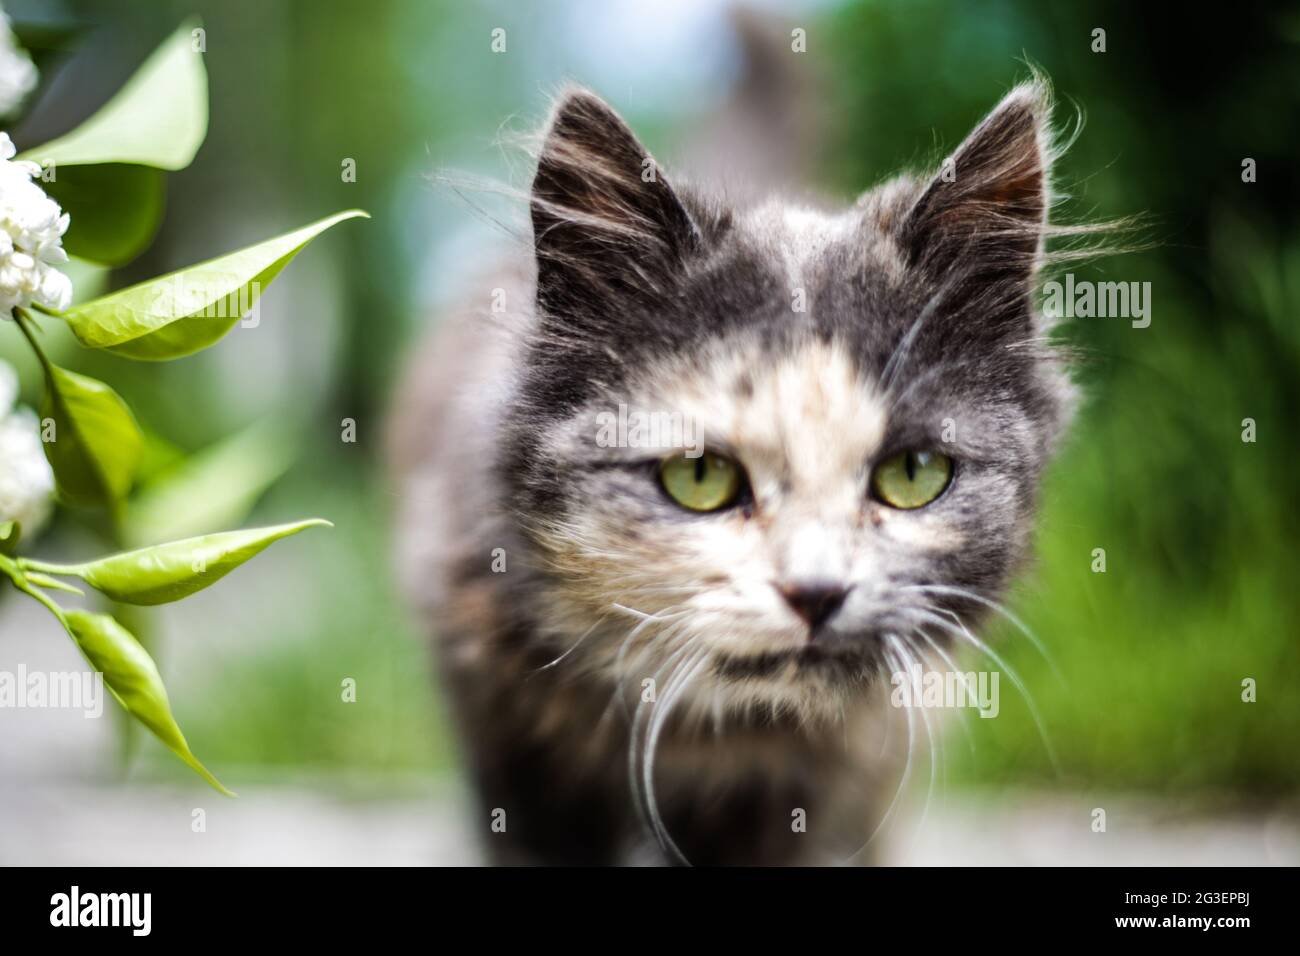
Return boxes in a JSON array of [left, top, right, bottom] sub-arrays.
[[505, 84, 1073, 719]]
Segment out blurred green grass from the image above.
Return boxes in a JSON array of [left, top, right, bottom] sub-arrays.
[[945, 289, 1300, 792], [173, 457, 453, 776]]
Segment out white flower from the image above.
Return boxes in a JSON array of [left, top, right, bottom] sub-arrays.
[[0, 9, 36, 119], [0, 358, 54, 538], [0, 130, 71, 317]]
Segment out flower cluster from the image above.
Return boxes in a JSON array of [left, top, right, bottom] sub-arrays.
[[0, 8, 36, 119], [0, 357, 54, 537], [0, 131, 71, 317]]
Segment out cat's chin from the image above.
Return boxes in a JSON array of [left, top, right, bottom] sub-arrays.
[[711, 635, 884, 684]]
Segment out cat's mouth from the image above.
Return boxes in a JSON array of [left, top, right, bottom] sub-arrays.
[[712, 635, 884, 682]]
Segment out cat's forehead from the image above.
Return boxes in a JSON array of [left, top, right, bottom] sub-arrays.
[[625, 201, 903, 475], [637, 338, 888, 485], [736, 197, 908, 291], [740, 202, 857, 286]]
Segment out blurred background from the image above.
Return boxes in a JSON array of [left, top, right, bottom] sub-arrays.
[[0, 0, 1296, 864]]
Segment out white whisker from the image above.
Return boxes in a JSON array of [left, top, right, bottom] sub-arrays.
[[889, 634, 938, 850], [910, 606, 1060, 775], [912, 626, 977, 758], [902, 583, 1062, 681], [847, 639, 915, 863], [642, 646, 710, 864], [536, 615, 607, 671], [626, 636, 699, 827]]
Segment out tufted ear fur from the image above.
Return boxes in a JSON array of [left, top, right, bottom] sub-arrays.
[[530, 88, 701, 324], [898, 80, 1052, 329]]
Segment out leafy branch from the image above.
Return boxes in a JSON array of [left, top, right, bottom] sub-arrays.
[[1, 19, 366, 793]]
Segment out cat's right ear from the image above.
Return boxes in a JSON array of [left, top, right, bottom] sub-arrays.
[[530, 88, 700, 320], [897, 79, 1052, 309]]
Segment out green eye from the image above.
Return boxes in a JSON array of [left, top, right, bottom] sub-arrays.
[[659, 453, 744, 512], [871, 450, 953, 509]]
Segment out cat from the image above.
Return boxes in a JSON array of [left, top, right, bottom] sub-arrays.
[[390, 73, 1097, 865]]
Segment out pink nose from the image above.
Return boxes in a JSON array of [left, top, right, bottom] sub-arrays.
[[777, 582, 850, 632]]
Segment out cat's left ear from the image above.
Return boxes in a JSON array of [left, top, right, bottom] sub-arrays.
[[530, 88, 701, 321], [899, 80, 1051, 294]]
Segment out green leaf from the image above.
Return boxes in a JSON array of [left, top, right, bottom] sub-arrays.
[[61, 210, 369, 360], [39, 364, 144, 510], [19, 19, 207, 170], [0, 522, 18, 556], [15, 19, 206, 265], [42, 163, 165, 267], [126, 418, 299, 547], [59, 519, 331, 605], [23, 571, 84, 596], [64, 610, 233, 796]]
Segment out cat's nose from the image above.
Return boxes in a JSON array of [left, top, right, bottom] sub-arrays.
[[776, 581, 850, 633]]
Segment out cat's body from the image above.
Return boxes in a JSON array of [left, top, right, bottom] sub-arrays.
[[391, 76, 1088, 865], [392, 274, 900, 865]]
